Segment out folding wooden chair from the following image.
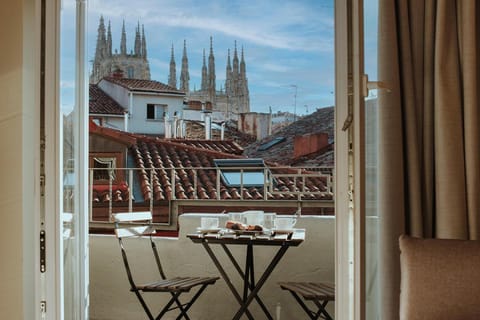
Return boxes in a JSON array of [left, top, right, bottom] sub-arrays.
[[114, 212, 219, 320], [279, 282, 335, 320]]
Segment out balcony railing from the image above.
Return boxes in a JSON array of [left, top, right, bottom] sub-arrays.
[[88, 166, 334, 230]]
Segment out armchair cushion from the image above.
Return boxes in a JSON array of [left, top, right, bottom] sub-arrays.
[[399, 235, 480, 320]]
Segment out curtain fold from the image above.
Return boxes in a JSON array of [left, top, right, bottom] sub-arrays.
[[378, 0, 480, 318]]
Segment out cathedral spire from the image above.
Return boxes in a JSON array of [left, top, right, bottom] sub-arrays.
[[107, 20, 112, 57], [168, 44, 177, 88], [201, 49, 208, 91], [120, 20, 127, 55], [240, 46, 246, 77], [141, 25, 147, 59], [134, 21, 141, 56], [232, 40, 239, 80], [94, 16, 106, 61], [208, 36, 216, 102], [180, 39, 190, 93], [225, 49, 232, 96]]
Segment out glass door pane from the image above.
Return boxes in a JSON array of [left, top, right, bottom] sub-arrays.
[[61, 2, 78, 317], [364, 0, 379, 318], [60, 1, 89, 318]]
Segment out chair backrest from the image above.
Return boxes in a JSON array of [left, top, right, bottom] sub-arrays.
[[399, 235, 480, 320], [114, 212, 167, 289]]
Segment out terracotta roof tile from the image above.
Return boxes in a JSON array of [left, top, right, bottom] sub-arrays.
[[103, 77, 185, 95], [89, 84, 126, 115], [170, 138, 244, 155]]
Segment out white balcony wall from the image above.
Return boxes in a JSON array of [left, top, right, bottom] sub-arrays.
[[89, 214, 335, 320]]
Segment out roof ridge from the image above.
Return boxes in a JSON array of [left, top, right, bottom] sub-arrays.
[[89, 121, 138, 146], [137, 136, 246, 160]]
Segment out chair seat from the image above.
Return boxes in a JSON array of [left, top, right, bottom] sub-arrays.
[[279, 282, 335, 301], [135, 276, 220, 293]]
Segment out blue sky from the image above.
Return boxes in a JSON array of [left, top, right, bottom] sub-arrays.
[[61, 0, 335, 115]]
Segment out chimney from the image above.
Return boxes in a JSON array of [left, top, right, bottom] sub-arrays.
[[172, 112, 178, 138], [204, 112, 212, 140], [164, 112, 171, 138], [293, 132, 329, 159], [220, 122, 226, 140], [178, 119, 185, 138]]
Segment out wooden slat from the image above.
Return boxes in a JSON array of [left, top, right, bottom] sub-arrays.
[[279, 282, 335, 301], [113, 211, 152, 222], [138, 276, 219, 292], [115, 225, 156, 238]]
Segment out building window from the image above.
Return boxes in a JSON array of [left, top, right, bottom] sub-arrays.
[[147, 103, 167, 120], [92, 157, 117, 181], [214, 158, 271, 187], [257, 137, 286, 151], [127, 66, 134, 78]]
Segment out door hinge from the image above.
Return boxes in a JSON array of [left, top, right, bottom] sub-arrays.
[[40, 230, 46, 273], [40, 300, 47, 314]]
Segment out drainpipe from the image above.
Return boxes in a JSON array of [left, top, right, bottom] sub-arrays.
[[124, 112, 128, 131], [128, 92, 133, 131]]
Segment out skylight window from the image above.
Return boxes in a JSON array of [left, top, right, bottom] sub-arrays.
[[257, 137, 286, 151], [214, 158, 270, 188]]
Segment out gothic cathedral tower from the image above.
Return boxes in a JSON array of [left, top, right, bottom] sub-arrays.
[[90, 17, 151, 83], [185, 38, 250, 117]]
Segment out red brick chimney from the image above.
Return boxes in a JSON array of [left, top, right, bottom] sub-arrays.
[[293, 132, 329, 159]]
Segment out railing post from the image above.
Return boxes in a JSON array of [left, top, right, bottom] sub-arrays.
[[149, 168, 153, 214], [240, 168, 244, 200], [170, 167, 176, 200], [263, 167, 268, 200], [109, 172, 113, 221], [89, 168, 93, 224], [128, 169, 133, 212], [216, 167, 221, 200], [193, 168, 198, 199]]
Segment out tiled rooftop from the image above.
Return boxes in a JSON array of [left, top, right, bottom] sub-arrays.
[[89, 122, 332, 203], [244, 107, 334, 166], [89, 84, 126, 115], [103, 77, 185, 95], [130, 136, 331, 202]]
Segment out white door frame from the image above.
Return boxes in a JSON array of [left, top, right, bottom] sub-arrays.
[[40, 0, 89, 319], [335, 0, 366, 319]]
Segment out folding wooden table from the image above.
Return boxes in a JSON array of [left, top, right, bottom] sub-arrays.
[[187, 229, 305, 320]]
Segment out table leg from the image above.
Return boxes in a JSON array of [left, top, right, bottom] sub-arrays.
[[201, 242, 255, 320], [222, 244, 274, 319], [232, 245, 289, 320]]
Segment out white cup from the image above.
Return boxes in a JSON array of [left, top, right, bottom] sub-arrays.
[[263, 213, 277, 230], [243, 210, 264, 226], [201, 217, 219, 230], [275, 217, 296, 230], [228, 212, 245, 223]]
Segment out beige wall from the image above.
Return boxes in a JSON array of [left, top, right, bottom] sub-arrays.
[[0, 0, 37, 319], [89, 214, 335, 320]]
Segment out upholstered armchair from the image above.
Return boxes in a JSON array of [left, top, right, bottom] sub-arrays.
[[399, 235, 480, 320]]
